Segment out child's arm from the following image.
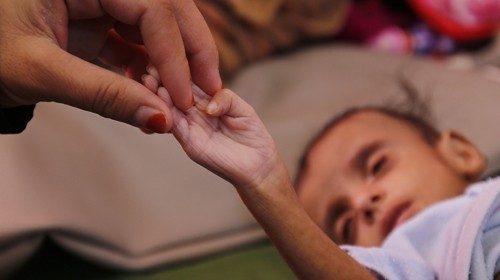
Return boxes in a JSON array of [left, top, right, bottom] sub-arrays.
[[237, 164, 374, 280], [142, 71, 374, 279]]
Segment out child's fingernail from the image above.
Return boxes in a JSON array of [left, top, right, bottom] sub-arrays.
[[146, 64, 160, 80], [134, 106, 167, 134], [206, 101, 218, 115], [146, 66, 153, 76]]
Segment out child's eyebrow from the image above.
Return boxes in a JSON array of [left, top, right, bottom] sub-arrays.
[[349, 141, 384, 173]]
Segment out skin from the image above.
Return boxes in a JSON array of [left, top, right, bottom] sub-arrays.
[[0, 0, 222, 133], [297, 111, 485, 246], [142, 70, 486, 278], [142, 70, 375, 279]]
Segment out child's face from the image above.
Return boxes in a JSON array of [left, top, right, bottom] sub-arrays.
[[297, 111, 481, 246]]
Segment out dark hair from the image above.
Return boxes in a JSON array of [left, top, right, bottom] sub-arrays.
[[294, 89, 440, 190]]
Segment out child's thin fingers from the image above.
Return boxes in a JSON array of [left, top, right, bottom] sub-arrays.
[[157, 86, 174, 108], [192, 83, 211, 102], [206, 89, 255, 118], [191, 84, 211, 112], [157, 86, 187, 134], [146, 64, 160, 81], [142, 74, 159, 93]]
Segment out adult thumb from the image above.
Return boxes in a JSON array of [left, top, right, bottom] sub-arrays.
[[26, 40, 172, 133]]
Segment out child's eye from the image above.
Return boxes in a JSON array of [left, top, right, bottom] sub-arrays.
[[370, 157, 386, 176]]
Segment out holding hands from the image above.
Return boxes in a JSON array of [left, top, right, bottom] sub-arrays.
[[142, 68, 285, 189], [142, 67, 373, 280], [0, 1, 373, 278]]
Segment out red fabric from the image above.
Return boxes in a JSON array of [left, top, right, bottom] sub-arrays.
[[409, 0, 497, 41], [338, 0, 415, 42]]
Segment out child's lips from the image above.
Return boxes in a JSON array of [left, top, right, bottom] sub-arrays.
[[381, 201, 413, 237], [394, 205, 415, 229]]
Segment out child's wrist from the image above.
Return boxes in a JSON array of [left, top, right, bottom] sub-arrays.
[[236, 160, 294, 200]]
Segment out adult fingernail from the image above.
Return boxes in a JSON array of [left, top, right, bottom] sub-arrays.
[[146, 113, 167, 134], [134, 106, 167, 134]]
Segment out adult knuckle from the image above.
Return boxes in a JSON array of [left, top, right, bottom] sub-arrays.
[[90, 81, 109, 114], [92, 80, 127, 118]]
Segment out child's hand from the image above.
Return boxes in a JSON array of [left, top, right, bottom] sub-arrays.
[[142, 68, 282, 189], [142, 67, 374, 280]]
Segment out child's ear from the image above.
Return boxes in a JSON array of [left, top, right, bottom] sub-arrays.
[[436, 130, 486, 181]]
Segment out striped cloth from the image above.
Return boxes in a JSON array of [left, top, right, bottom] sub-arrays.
[[195, 0, 351, 77]]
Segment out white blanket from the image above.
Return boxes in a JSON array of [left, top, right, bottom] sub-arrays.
[[343, 177, 500, 279]]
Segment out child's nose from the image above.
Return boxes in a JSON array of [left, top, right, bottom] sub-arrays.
[[353, 188, 382, 206], [356, 193, 382, 224]]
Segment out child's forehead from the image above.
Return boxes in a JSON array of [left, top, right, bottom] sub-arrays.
[[304, 112, 418, 178], [298, 111, 431, 198], [296, 110, 432, 192], [317, 110, 421, 146]]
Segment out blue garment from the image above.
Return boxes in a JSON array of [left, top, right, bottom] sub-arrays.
[[342, 177, 500, 280]]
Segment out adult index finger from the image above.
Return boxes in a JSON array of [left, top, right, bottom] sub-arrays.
[[175, 1, 222, 96], [98, 0, 194, 110]]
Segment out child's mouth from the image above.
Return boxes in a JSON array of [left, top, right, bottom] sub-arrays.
[[381, 201, 413, 237]]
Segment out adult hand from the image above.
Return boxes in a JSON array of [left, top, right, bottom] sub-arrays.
[[0, 0, 222, 133]]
